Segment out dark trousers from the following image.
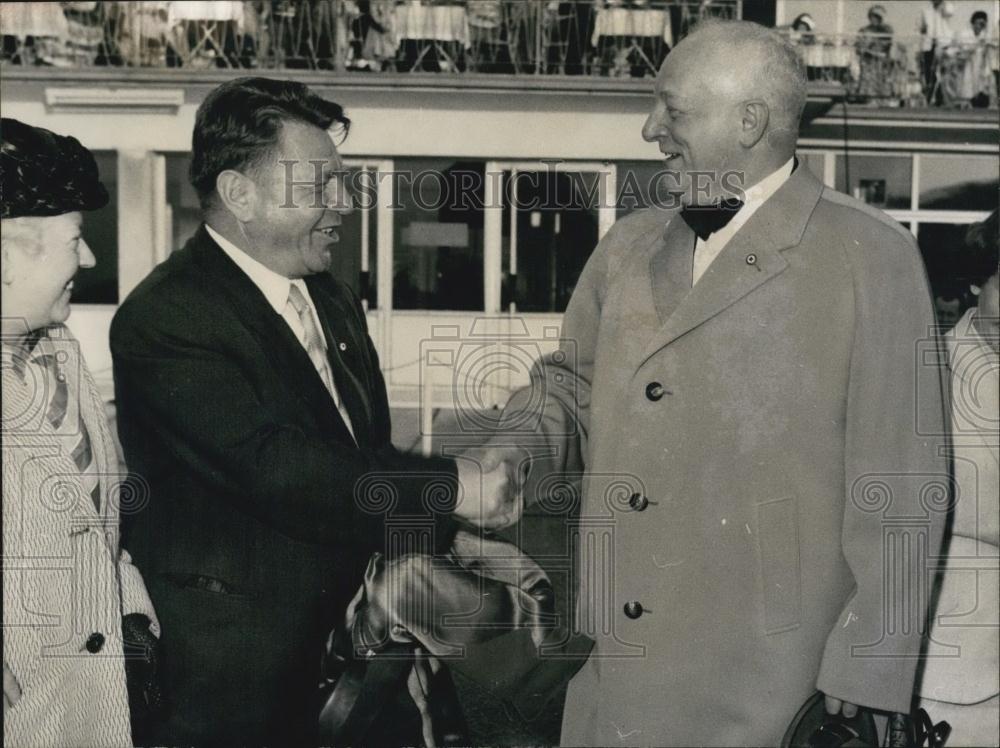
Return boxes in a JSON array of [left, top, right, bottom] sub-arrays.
[[145, 575, 326, 746], [922, 48, 940, 104]]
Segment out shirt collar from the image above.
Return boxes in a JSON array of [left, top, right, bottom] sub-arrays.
[[741, 157, 795, 212], [955, 306, 998, 355], [693, 157, 794, 248], [2, 328, 51, 379], [205, 224, 295, 315]]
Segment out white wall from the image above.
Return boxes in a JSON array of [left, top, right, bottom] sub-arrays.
[[0, 85, 660, 162]]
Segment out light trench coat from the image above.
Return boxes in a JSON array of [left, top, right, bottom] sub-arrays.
[[2, 324, 158, 748], [501, 164, 949, 746], [917, 308, 999, 747]]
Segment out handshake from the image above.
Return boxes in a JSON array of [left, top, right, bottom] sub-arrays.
[[451, 446, 528, 530]]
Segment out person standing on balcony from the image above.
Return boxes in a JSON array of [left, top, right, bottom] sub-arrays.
[[854, 5, 896, 104], [920, 0, 956, 104], [1, 118, 161, 748], [109, 77, 519, 746], [955, 11, 996, 108], [787, 13, 824, 81], [479, 19, 948, 745]]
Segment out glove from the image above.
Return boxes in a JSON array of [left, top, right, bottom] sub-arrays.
[[121, 613, 166, 739]]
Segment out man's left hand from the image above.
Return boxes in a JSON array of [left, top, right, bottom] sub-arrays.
[[824, 694, 858, 718], [453, 451, 525, 530]]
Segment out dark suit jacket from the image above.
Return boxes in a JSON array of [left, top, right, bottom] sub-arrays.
[[110, 225, 457, 745]]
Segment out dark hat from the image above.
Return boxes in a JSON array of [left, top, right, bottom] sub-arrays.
[[793, 13, 817, 31], [0, 118, 108, 219], [868, 4, 887, 20]]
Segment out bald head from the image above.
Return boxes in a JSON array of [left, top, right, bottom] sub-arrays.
[[673, 20, 807, 145], [641, 20, 807, 205]]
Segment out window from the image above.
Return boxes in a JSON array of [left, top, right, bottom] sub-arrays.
[[392, 158, 485, 310], [164, 154, 202, 255], [917, 222, 987, 328], [502, 169, 600, 313], [919, 154, 999, 211], [74, 151, 118, 304], [836, 154, 912, 208], [331, 164, 379, 309]]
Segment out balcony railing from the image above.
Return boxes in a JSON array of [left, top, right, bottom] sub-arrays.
[[1, 0, 739, 76], [780, 30, 999, 109], [2, 2, 996, 108]]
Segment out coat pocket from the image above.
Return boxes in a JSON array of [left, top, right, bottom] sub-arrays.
[[755, 496, 802, 634]]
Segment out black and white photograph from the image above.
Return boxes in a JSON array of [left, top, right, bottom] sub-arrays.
[[1, 1, 997, 746]]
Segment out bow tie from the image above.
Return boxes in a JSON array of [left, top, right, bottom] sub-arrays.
[[680, 198, 744, 241]]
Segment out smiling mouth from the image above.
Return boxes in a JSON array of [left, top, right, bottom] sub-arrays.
[[661, 151, 681, 162], [315, 226, 340, 240]]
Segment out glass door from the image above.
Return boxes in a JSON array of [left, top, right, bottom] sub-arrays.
[[487, 160, 616, 314], [383, 160, 617, 412]]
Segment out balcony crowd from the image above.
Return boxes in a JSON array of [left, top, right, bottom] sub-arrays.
[[1, 0, 997, 108]]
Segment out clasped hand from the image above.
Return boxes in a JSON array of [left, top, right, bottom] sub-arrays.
[[452, 447, 527, 530]]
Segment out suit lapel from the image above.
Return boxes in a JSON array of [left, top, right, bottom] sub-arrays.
[[2, 333, 104, 526], [192, 227, 358, 445], [307, 277, 374, 448], [639, 165, 823, 367], [649, 214, 695, 325], [56, 326, 108, 522]]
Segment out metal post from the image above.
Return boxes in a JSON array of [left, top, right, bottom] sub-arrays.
[[421, 350, 434, 457]]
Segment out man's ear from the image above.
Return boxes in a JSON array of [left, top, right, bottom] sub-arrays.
[[739, 100, 769, 148], [215, 170, 257, 222]]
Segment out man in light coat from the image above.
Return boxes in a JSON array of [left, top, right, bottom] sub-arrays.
[[484, 21, 949, 745], [1, 118, 160, 747]]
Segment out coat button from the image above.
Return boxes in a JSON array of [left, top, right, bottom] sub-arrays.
[[645, 382, 666, 401], [85, 632, 105, 653], [629, 493, 649, 511], [624, 601, 644, 619]]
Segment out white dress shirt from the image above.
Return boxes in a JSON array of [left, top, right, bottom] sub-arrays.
[[692, 158, 795, 285], [205, 224, 355, 439], [919, 5, 954, 51]]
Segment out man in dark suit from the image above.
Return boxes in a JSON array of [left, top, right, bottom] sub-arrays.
[[110, 77, 516, 745]]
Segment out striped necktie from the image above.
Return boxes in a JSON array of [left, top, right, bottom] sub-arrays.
[[287, 284, 355, 439], [31, 345, 101, 513]]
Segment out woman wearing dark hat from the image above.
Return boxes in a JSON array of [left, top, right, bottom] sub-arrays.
[[1, 118, 160, 747]]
